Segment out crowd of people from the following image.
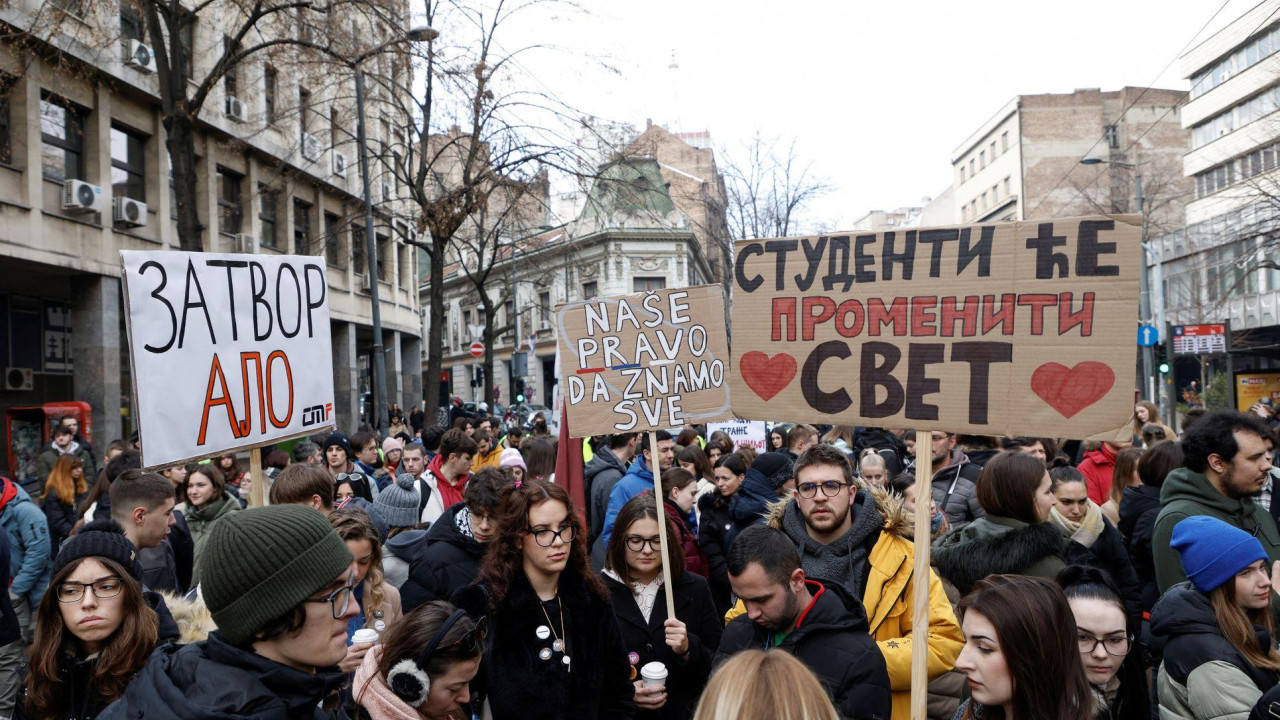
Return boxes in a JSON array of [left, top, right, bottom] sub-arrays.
[[0, 397, 1276, 720]]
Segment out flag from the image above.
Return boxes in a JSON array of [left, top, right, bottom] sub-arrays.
[[554, 401, 586, 521]]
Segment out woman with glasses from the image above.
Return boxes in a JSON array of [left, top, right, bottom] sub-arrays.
[[353, 600, 484, 720], [335, 471, 376, 506], [177, 464, 240, 587], [661, 469, 708, 578], [329, 507, 402, 677], [1057, 565, 1149, 719], [1151, 516, 1280, 719], [603, 495, 722, 720], [19, 520, 159, 720], [471, 479, 634, 720]]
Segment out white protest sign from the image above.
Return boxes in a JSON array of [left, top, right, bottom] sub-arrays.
[[121, 251, 336, 468], [709, 420, 767, 451]]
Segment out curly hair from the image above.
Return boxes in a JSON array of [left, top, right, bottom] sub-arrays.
[[475, 479, 606, 607], [328, 506, 386, 630]]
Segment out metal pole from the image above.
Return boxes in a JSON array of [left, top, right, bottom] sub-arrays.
[[355, 69, 388, 435], [1136, 172, 1155, 402]]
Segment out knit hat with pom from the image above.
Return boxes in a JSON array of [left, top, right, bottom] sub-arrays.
[[373, 474, 421, 528]]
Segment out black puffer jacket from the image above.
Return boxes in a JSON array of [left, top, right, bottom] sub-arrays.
[[603, 570, 722, 720], [924, 451, 984, 527], [696, 492, 734, 616], [1064, 516, 1145, 632], [400, 503, 483, 613], [932, 517, 1067, 595], [1119, 484, 1162, 613], [716, 579, 892, 720], [584, 447, 629, 546], [96, 632, 347, 720], [42, 492, 85, 557], [15, 654, 112, 720]]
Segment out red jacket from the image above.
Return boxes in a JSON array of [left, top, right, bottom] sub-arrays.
[[664, 499, 709, 578], [1078, 444, 1118, 505]]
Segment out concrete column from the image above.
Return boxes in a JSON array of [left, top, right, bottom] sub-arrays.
[[401, 334, 423, 410], [332, 320, 359, 432], [72, 277, 122, 452]]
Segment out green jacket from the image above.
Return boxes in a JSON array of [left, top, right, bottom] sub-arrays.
[[1152, 467, 1280, 605], [35, 443, 94, 486], [181, 492, 242, 587]]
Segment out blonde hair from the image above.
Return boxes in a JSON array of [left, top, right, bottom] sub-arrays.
[[692, 650, 840, 720], [328, 507, 387, 630]]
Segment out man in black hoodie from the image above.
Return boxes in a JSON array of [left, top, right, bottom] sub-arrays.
[[716, 525, 891, 720], [584, 432, 637, 547]]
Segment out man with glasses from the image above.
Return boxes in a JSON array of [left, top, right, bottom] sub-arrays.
[[98, 504, 357, 719], [727, 444, 962, 720]]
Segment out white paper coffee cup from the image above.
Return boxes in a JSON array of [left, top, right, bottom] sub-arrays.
[[351, 628, 380, 645], [640, 661, 668, 688]]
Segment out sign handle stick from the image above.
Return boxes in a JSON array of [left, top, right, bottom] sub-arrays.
[[649, 431, 677, 620], [249, 447, 266, 508], [910, 429, 934, 720]]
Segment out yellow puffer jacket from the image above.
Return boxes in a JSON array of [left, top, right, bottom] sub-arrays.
[[725, 490, 964, 720]]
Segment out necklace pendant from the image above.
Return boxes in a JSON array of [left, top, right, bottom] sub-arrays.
[[552, 639, 565, 653], [535, 625, 551, 640], [562, 654, 571, 669]]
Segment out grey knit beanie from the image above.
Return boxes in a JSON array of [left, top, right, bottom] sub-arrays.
[[373, 474, 421, 529], [199, 504, 354, 645]]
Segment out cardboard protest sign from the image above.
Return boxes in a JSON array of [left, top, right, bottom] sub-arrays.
[[708, 420, 768, 451], [557, 285, 732, 437], [730, 215, 1140, 439], [121, 251, 336, 468]]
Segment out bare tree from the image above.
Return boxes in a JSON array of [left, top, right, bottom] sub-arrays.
[[722, 133, 832, 241]]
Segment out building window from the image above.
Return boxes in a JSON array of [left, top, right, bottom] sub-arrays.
[[1001, 131, 1009, 152], [979, 150, 986, 169], [110, 126, 146, 202], [980, 191, 988, 210], [989, 141, 996, 160], [176, 12, 194, 78], [293, 199, 312, 253], [223, 37, 239, 98], [330, 106, 341, 149], [40, 94, 85, 183], [504, 299, 516, 340], [969, 158, 975, 176], [633, 277, 666, 292], [582, 281, 598, 299], [538, 291, 551, 328], [258, 185, 279, 248], [1104, 124, 1119, 149], [1004, 177, 1012, 197], [324, 212, 340, 265], [376, 233, 389, 282], [120, 6, 144, 42], [991, 184, 999, 203], [961, 205, 969, 222], [0, 79, 13, 165], [352, 224, 366, 275], [299, 87, 311, 139], [216, 167, 243, 234], [168, 155, 177, 218], [263, 65, 277, 123], [959, 166, 965, 183]]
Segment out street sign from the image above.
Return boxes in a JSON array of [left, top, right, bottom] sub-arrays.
[[1172, 324, 1227, 355], [469, 341, 485, 358], [1138, 324, 1159, 347]]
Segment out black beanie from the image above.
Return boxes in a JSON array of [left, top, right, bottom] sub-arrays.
[[323, 433, 353, 457], [752, 452, 795, 491], [53, 519, 141, 581]]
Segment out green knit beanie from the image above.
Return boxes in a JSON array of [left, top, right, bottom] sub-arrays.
[[199, 504, 354, 646]]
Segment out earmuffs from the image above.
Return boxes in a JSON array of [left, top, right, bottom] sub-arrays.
[[386, 609, 468, 706]]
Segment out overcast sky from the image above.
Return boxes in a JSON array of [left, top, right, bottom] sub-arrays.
[[484, 0, 1257, 229]]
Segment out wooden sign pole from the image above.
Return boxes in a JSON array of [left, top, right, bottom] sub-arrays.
[[248, 447, 266, 507], [648, 431, 677, 620], [910, 430, 934, 720]]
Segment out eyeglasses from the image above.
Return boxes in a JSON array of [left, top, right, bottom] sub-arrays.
[[335, 472, 367, 484], [445, 615, 490, 654], [796, 481, 849, 499], [1077, 632, 1132, 656], [304, 572, 356, 619], [56, 577, 123, 603], [527, 524, 577, 547], [625, 535, 661, 553]]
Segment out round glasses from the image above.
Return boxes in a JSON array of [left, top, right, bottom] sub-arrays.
[[56, 577, 123, 603], [1077, 632, 1132, 656], [527, 524, 577, 547], [624, 535, 661, 553], [796, 481, 850, 499], [304, 572, 356, 619]]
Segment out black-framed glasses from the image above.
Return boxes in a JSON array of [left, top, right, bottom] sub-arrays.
[[1077, 632, 1132, 656], [304, 571, 356, 619], [796, 481, 849, 499], [527, 524, 577, 547], [625, 535, 661, 553], [56, 577, 123, 603]]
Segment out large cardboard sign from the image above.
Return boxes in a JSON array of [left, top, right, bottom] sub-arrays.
[[730, 216, 1140, 439], [121, 251, 336, 468], [708, 420, 768, 451], [557, 285, 732, 437]]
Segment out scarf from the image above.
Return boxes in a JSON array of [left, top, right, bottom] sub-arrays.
[[427, 454, 468, 508], [603, 567, 664, 623], [1049, 500, 1105, 548], [353, 646, 430, 720], [780, 496, 881, 598], [455, 506, 474, 539]]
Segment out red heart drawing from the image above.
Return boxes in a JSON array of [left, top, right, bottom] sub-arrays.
[[739, 351, 797, 402], [1031, 362, 1116, 419]]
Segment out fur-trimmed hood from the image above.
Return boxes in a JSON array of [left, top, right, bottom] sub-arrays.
[[762, 485, 912, 539], [931, 516, 1067, 595]]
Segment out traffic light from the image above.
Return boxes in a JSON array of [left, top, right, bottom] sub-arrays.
[[1158, 347, 1171, 375], [1158, 360, 1171, 374], [515, 378, 526, 403]]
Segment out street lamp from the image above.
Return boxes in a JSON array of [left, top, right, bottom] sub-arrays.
[[348, 25, 436, 434]]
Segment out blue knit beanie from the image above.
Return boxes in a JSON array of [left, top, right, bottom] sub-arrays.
[[1170, 515, 1267, 593]]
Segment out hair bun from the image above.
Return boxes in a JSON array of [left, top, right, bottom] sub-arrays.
[[1056, 564, 1116, 591], [1047, 455, 1072, 469]]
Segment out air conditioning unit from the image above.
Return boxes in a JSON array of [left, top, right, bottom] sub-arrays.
[[3, 367, 33, 391], [231, 234, 258, 253], [62, 179, 104, 213], [332, 151, 348, 177], [380, 182, 393, 203], [225, 96, 248, 123], [123, 40, 156, 74], [112, 197, 148, 228], [301, 132, 322, 162], [360, 273, 373, 292]]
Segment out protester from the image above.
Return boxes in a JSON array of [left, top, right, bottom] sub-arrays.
[[716, 525, 892, 719], [499, 448, 525, 483], [603, 495, 721, 719], [586, 433, 638, 548], [1057, 565, 1150, 720], [787, 425, 818, 457], [694, 649, 839, 720], [698, 453, 745, 615], [676, 445, 716, 500], [330, 507, 402, 685], [999, 436, 1055, 462], [852, 427, 907, 477], [469, 430, 503, 474], [387, 414, 411, 440], [18, 521, 164, 720], [1259, 428, 1280, 527], [0, 531, 20, 718], [821, 426, 857, 455], [913, 432, 985, 527], [725, 452, 792, 548], [601, 430, 676, 548], [855, 450, 889, 490], [372, 474, 422, 589], [41, 454, 87, 556], [952, 574, 1095, 719], [36, 426, 93, 488], [324, 432, 357, 477], [1152, 410, 1277, 596], [1077, 437, 1132, 506], [524, 438, 556, 483], [769, 426, 789, 452], [381, 438, 403, 477], [97, 505, 357, 720], [336, 470, 376, 505], [1121, 440, 1182, 616], [468, 479, 634, 719], [108, 470, 182, 595], [350, 432, 382, 479], [1141, 424, 1169, 448], [216, 454, 246, 490], [887, 474, 948, 539], [401, 468, 508, 612], [703, 437, 732, 468], [268, 462, 335, 511], [1133, 401, 1175, 447], [1152, 516, 1280, 718], [1100, 447, 1142, 527], [416, 429, 477, 525], [0, 473, 52, 651], [177, 464, 240, 588], [660, 468, 708, 578], [352, 600, 483, 720]]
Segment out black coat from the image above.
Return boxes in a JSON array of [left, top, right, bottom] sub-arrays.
[[97, 632, 347, 720], [42, 493, 84, 557], [400, 503, 482, 613], [1118, 484, 1162, 613], [716, 579, 892, 720], [473, 565, 634, 720], [603, 571, 722, 720], [695, 492, 734, 617], [0, 532, 20, 646], [15, 653, 112, 720], [585, 447, 629, 547], [1063, 517, 1145, 632]]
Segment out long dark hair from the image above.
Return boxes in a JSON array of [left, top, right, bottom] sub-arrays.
[[1057, 565, 1150, 718], [524, 438, 557, 482], [676, 445, 714, 482], [26, 557, 159, 719], [957, 574, 1093, 720], [976, 452, 1050, 524], [605, 494, 685, 586], [475, 479, 606, 607]]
